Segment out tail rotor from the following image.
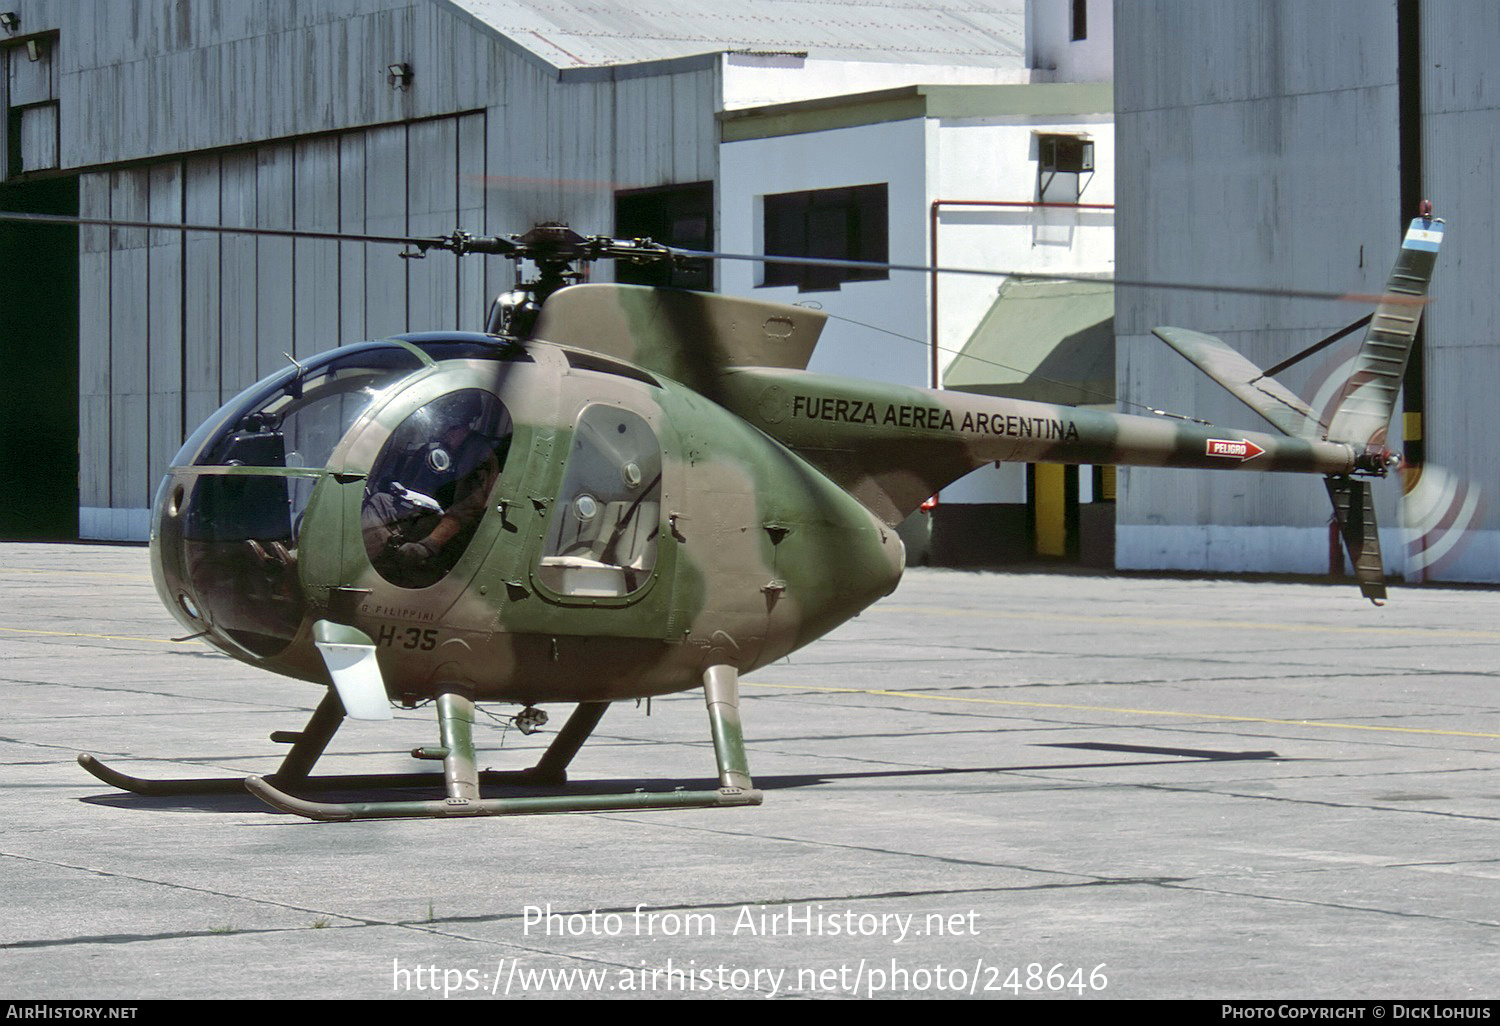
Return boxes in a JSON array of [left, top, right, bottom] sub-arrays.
[[1400, 461, 1485, 582]]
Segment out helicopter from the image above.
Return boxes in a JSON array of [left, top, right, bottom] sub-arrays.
[[0, 206, 1448, 821]]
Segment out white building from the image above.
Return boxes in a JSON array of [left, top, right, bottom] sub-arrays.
[[718, 80, 1115, 562]]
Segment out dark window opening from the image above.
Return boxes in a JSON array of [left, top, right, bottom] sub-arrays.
[[614, 181, 713, 291], [763, 183, 887, 292], [1071, 0, 1088, 41], [1092, 464, 1115, 503], [1040, 135, 1094, 174]]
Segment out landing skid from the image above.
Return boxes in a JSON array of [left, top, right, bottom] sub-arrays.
[[78, 665, 763, 821], [79, 686, 348, 795]]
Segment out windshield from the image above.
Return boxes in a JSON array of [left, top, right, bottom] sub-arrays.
[[177, 343, 426, 470], [154, 339, 524, 659]]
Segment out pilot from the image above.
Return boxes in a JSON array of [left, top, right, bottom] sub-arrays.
[[362, 391, 506, 582]]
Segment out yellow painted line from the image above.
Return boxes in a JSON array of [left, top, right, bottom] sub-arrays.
[[870, 605, 1500, 640], [0, 567, 149, 580], [742, 681, 1500, 740], [0, 625, 190, 645]]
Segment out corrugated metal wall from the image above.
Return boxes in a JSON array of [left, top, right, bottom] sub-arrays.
[[1418, 0, 1500, 580], [1116, 0, 1499, 583], [77, 116, 495, 524], [1114, 0, 1408, 576], [33, 0, 719, 537], [58, 0, 501, 167]]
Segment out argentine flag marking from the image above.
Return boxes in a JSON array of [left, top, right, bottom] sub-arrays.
[[1403, 221, 1444, 252]]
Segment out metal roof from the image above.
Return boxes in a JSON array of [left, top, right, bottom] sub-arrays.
[[446, 0, 1026, 70]]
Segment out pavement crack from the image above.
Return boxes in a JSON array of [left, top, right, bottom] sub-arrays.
[[1154, 879, 1500, 929], [610, 818, 1125, 880], [1116, 781, 1500, 823], [0, 850, 386, 949]]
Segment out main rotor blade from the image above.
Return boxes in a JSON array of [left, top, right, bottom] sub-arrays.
[[0, 210, 438, 248], [668, 247, 1424, 306], [0, 210, 1427, 306]]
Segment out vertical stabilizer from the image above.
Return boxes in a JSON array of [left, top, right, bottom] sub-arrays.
[[1324, 211, 1443, 447]]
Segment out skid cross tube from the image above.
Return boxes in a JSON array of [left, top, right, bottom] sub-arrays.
[[79, 692, 621, 799]]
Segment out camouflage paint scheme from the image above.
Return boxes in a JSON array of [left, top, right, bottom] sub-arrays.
[[105, 216, 1442, 818], [149, 282, 1379, 713], [717, 366, 1360, 527], [151, 323, 903, 709]]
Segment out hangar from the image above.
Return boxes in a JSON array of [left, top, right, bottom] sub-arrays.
[[1115, 0, 1500, 585], [3, 0, 1115, 556], [19, 2, 1482, 588]]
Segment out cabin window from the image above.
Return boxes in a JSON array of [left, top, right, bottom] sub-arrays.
[[538, 405, 662, 598], [362, 389, 513, 589], [183, 342, 424, 555]]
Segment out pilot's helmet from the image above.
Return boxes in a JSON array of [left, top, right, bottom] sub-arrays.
[[436, 390, 487, 436]]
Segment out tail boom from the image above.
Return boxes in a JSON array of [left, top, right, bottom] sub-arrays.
[[721, 368, 1363, 526]]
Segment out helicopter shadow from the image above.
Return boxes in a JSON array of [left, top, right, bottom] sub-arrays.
[[77, 742, 1281, 816], [81, 790, 280, 815], [751, 741, 1282, 791]]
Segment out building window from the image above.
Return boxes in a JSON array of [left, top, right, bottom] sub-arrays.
[[1071, 0, 1088, 41], [3, 35, 59, 178], [1040, 134, 1094, 174], [7, 101, 58, 175], [762, 183, 887, 292], [614, 181, 713, 291], [1038, 134, 1094, 204]]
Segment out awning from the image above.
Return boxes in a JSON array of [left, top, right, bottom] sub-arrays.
[[941, 277, 1114, 407]]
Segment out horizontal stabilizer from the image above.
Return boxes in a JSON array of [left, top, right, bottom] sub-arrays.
[[1154, 327, 1321, 437], [1325, 477, 1387, 604]]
